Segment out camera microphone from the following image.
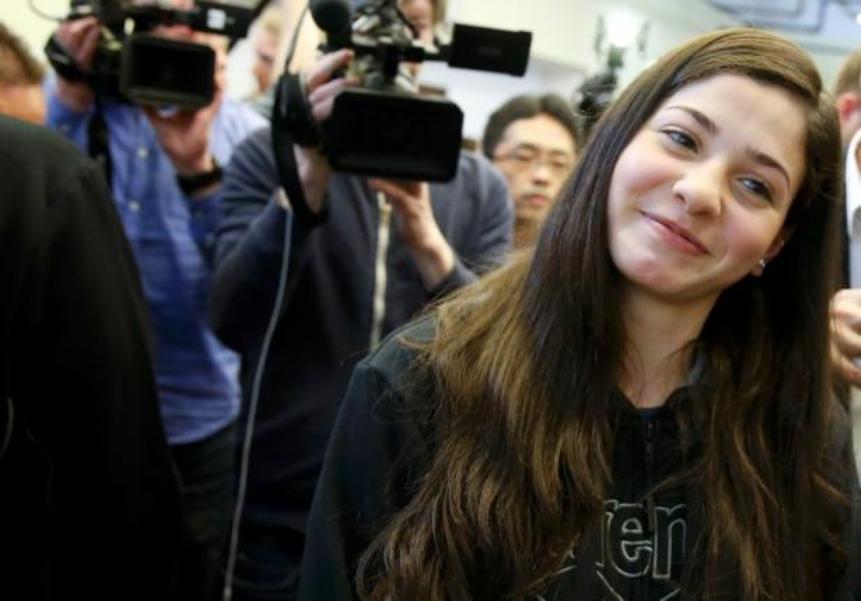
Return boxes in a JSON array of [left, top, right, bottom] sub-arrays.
[[309, 0, 352, 34], [278, 0, 532, 182]]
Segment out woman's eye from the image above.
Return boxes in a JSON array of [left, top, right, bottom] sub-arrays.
[[739, 177, 773, 202], [663, 129, 697, 151]]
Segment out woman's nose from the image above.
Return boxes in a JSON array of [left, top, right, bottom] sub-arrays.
[[671, 160, 725, 217]]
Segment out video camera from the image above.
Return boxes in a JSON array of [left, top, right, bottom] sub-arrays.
[[46, 0, 254, 109], [276, 0, 532, 182]]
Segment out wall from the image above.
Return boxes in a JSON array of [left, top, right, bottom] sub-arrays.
[[426, 0, 743, 140], [4, 0, 68, 57], [3, 0, 856, 139]]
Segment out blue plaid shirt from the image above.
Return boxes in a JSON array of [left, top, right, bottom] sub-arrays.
[[47, 81, 266, 444]]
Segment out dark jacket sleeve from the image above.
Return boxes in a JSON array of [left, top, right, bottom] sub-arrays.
[[210, 128, 324, 352], [427, 154, 514, 298], [298, 328, 434, 600], [9, 150, 183, 599], [462, 154, 514, 271]]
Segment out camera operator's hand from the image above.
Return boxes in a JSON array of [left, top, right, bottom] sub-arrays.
[[143, 84, 222, 173], [142, 34, 227, 197], [143, 92, 223, 194], [294, 48, 359, 214], [831, 288, 861, 386], [53, 16, 101, 112], [368, 178, 455, 289]]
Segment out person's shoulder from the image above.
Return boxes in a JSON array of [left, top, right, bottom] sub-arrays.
[[451, 149, 509, 202], [226, 125, 274, 172], [361, 316, 437, 386], [0, 116, 98, 204], [455, 148, 498, 178], [354, 317, 440, 434], [218, 96, 269, 135], [1, 116, 90, 171]]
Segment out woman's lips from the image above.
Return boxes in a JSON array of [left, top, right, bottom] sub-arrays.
[[642, 211, 710, 256], [521, 193, 550, 207]]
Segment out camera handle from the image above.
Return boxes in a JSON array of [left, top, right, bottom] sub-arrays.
[[270, 73, 328, 226], [44, 36, 114, 186], [44, 35, 89, 84]]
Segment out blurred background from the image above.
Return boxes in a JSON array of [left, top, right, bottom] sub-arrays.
[[9, 0, 861, 140]]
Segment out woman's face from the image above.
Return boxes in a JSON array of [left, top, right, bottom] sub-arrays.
[[606, 73, 807, 308]]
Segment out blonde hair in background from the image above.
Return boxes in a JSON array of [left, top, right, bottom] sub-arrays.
[[834, 45, 861, 96]]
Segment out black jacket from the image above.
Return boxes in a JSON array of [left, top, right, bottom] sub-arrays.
[[210, 127, 512, 554], [300, 318, 855, 600], [0, 116, 183, 599]]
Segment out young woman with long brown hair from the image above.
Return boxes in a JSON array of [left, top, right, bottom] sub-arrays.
[[298, 28, 855, 600]]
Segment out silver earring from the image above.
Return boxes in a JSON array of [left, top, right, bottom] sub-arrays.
[[758, 258, 767, 270]]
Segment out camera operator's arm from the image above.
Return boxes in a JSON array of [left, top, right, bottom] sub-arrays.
[[142, 35, 231, 200], [210, 127, 301, 352], [371, 155, 514, 295], [209, 49, 358, 348], [45, 17, 100, 147], [143, 93, 223, 197], [49, 17, 99, 113], [291, 48, 358, 213], [450, 154, 515, 279], [368, 179, 455, 289]]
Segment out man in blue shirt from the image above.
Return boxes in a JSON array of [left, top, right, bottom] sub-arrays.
[[46, 2, 265, 599]]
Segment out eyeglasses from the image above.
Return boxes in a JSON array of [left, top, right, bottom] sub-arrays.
[[494, 146, 575, 178]]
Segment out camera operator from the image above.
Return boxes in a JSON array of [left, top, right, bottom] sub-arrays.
[[44, 1, 265, 599], [208, 1, 513, 598]]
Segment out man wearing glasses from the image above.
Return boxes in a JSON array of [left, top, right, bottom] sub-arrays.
[[483, 93, 580, 247]]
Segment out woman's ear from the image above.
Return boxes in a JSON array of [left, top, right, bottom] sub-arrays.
[[751, 226, 794, 277], [837, 92, 861, 128], [836, 92, 861, 144]]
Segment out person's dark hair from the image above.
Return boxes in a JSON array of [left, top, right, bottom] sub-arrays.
[[0, 21, 45, 86], [357, 28, 846, 600], [481, 93, 581, 158]]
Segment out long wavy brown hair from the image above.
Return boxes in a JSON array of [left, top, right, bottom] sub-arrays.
[[357, 28, 848, 600]]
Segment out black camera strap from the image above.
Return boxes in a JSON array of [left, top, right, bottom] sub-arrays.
[[44, 35, 88, 84], [44, 36, 114, 187], [88, 106, 113, 187], [271, 73, 326, 226]]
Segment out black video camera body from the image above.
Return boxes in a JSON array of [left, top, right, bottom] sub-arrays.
[[277, 0, 532, 182], [46, 0, 253, 109]]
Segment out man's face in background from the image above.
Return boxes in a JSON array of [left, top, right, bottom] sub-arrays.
[[492, 113, 577, 242]]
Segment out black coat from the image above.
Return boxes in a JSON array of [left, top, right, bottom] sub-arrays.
[[0, 116, 182, 600], [300, 317, 855, 600]]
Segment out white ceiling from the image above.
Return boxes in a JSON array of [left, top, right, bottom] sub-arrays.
[[705, 0, 861, 47]]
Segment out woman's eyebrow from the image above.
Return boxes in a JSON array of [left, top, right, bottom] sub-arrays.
[[664, 105, 716, 135], [663, 105, 791, 189], [746, 147, 791, 190]]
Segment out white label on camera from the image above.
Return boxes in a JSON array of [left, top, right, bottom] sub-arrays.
[[207, 9, 227, 31]]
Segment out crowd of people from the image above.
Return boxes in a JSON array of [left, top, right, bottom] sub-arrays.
[[2, 1, 861, 600]]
